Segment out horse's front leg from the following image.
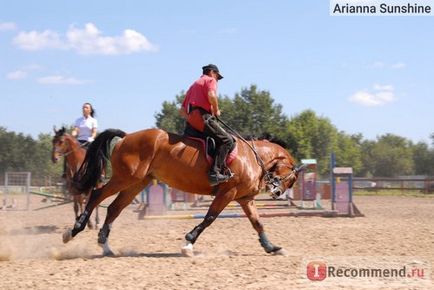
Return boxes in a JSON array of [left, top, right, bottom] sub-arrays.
[[182, 188, 236, 256], [237, 198, 286, 255], [93, 181, 103, 229]]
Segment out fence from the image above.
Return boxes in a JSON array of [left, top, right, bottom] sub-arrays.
[[353, 177, 434, 193], [1, 172, 31, 210]]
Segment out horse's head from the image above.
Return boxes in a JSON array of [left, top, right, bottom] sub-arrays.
[[264, 147, 304, 199], [52, 126, 67, 163]]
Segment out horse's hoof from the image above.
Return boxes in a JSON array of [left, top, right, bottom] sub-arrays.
[[181, 242, 194, 257], [273, 248, 288, 256], [99, 242, 114, 257], [103, 249, 115, 257], [62, 229, 73, 244]]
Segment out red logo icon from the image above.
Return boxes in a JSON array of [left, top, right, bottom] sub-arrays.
[[306, 261, 327, 281]]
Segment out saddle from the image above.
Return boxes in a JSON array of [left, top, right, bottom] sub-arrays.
[[183, 125, 237, 166]]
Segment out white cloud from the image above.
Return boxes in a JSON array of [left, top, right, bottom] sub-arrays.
[[13, 23, 158, 55], [391, 62, 406, 69], [349, 84, 396, 107], [37, 75, 88, 85], [6, 70, 27, 80], [0, 22, 17, 31], [367, 61, 407, 70], [5, 64, 43, 81], [373, 84, 393, 91], [13, 30, 65, 50]]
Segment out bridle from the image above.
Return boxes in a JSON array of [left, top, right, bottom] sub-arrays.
[[53, 135, 88, 158], [215, 117, 305, 199], [265, 163, 306, 199]]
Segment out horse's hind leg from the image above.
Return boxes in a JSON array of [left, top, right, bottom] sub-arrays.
[[237, 198, 284, 254], [183, 188, 236, 256], [84, 196, 96, 230], [98, 179, 149, 256], [93, 182, 104, 229], [63, 176, 131, 243]]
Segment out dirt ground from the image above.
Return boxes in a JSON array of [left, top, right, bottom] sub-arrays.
[[0, 194, 433, 289]]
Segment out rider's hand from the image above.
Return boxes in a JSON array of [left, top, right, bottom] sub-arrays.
[[215, 109, 221, 117]]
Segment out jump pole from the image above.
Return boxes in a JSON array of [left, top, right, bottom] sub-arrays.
[[143, 210, 338, 220]]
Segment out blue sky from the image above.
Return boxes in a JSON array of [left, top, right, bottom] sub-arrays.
[[1, 1, 433, 144]]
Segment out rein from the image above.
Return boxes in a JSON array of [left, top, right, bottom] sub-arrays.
[[55, 140, 88, 157], [216, 117, 304, 198], [216, 117, 269, 177]]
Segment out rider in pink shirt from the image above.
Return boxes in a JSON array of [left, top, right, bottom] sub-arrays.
[[180, 64, 234, 186]]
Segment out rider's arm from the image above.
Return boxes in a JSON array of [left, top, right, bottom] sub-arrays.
[[71, 127, 79, 138], [208, 90, 221, 117], [91, 127, 97, 140], [179, 107, 188, 119]]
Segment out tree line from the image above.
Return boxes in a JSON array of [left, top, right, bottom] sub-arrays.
[[155, 85, 434, 177], [1, 84, 433, 183]]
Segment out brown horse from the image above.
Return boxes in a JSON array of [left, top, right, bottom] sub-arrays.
[[51, 127, 99, 228], [63, 128, 301, 256]]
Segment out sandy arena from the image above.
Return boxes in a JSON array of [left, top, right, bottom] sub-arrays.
[[0, 194, 433, 289]]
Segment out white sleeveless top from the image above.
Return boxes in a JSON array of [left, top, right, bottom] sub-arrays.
[[74, 116, 98, 142]]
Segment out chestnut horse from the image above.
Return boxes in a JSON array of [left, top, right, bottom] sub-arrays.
[[63, 128, 301, 256], [51, 127, 99, 228]]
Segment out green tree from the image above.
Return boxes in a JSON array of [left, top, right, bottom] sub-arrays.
[[360, 139, 376, 177], [335, 132, 363, 174], [286, 110, 363, 176], [222, 85, 289, 139], [412, 141, 434, 176], [0, 127, 63, 185], [367, 134, 414, 177], [154, 93, 186, 134], [154, 85, 290, 140]]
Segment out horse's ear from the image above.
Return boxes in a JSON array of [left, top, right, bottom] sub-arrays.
[[53, 125, 57, 133]]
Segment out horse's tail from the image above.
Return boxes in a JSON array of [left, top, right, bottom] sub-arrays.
[[73, 129, 126, 193]]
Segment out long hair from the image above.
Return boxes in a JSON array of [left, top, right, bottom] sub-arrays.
[[73, 129, 126, 192], [83, 102, 96, 118]]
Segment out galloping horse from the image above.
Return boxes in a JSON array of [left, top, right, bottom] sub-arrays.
[[63, 128, 301, 256], [51, 127, 99, 228]]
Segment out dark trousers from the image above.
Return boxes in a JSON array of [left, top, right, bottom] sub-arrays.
[[202, 114, 234, 174]]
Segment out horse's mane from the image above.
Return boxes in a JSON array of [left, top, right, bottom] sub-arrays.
[[243, 132, 288, 149]]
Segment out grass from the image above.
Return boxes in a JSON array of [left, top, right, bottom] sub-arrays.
[[354, 189, 434, 198]]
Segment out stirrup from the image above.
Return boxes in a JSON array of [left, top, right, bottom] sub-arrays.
[[208, 172, 231, 186]]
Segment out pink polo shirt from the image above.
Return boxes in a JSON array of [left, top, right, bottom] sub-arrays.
[[182, 75, 217, 113]]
